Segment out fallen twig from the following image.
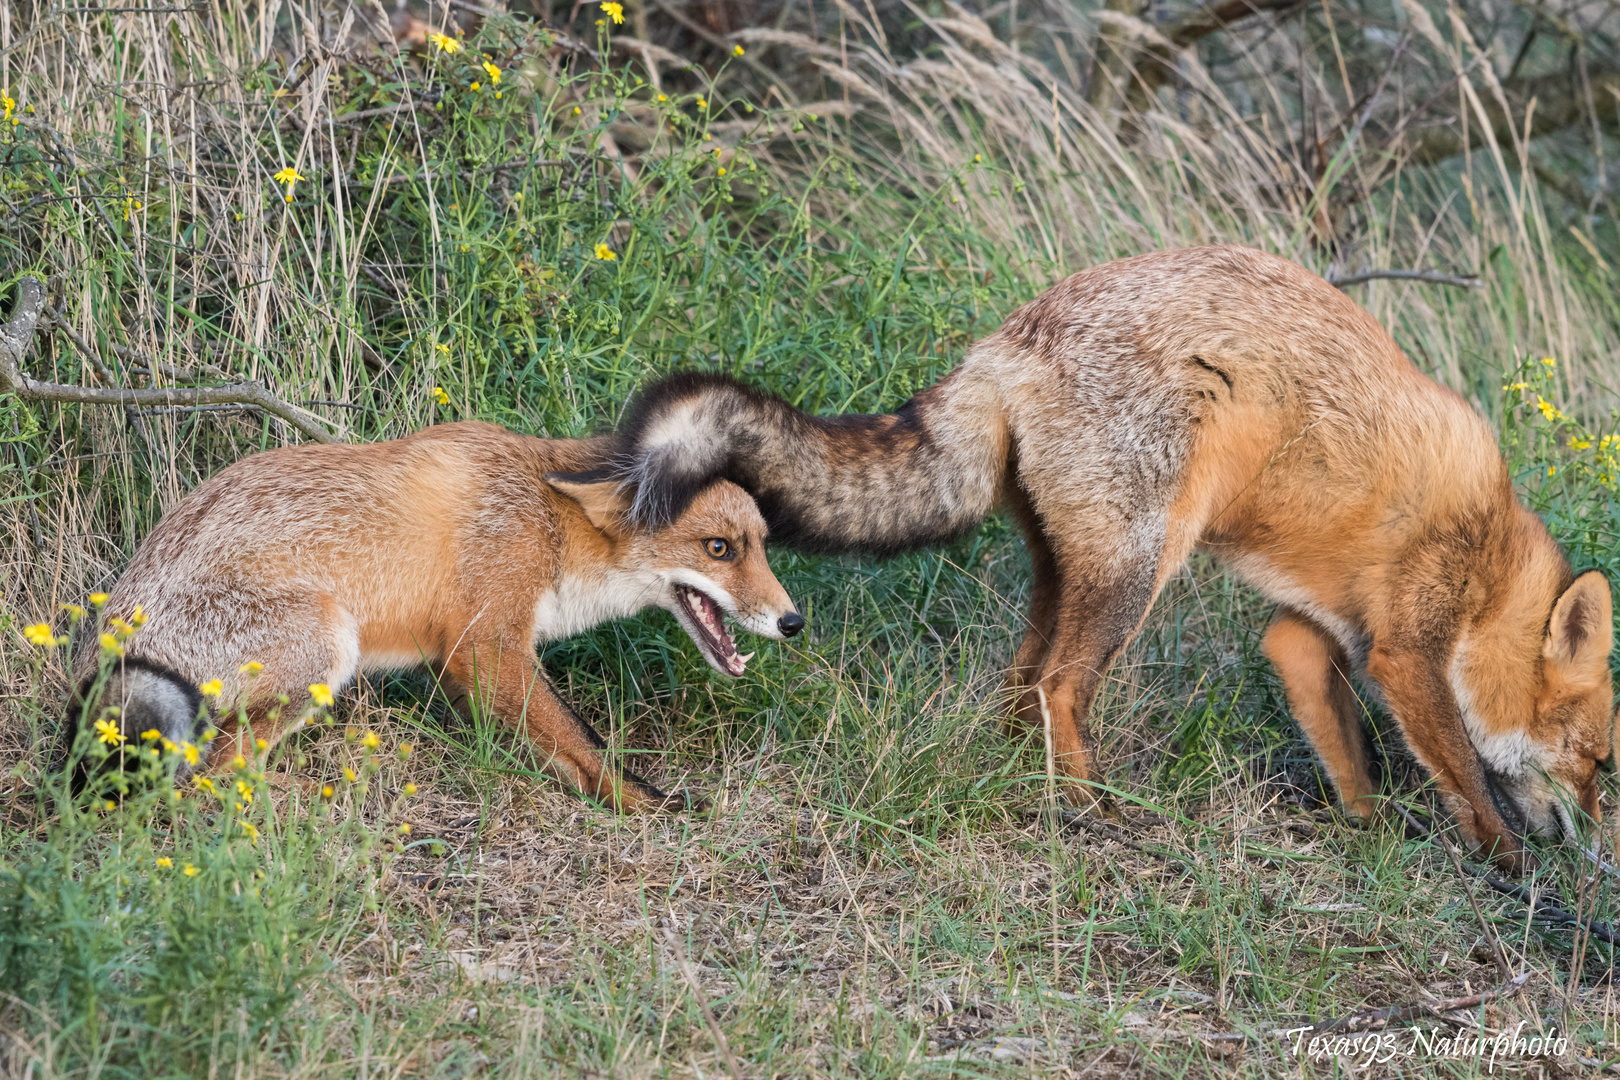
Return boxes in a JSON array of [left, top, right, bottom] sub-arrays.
[[0, 278, 340, 445], [1390, 804, 1620, 947], [1328, 269, 1482, 289], [1290, 971, 1532, 1035]]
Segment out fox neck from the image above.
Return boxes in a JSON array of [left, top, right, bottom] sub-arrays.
[[531, 539, 668, 644]]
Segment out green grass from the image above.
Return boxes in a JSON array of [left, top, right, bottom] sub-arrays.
[[3, 4, 1620, 1076]]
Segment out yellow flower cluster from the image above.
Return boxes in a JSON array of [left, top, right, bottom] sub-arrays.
[[23, 622, 58, 647], [601, 2, 624, 24], [309, 682, 334, 707], [431, 386, 450, 406], [1, 90, 15, 125], [428, 31, 462, 54], [595, 243, 617, 261]]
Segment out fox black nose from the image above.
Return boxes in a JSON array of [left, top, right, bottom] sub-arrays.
[[778, 611, 805, 637]]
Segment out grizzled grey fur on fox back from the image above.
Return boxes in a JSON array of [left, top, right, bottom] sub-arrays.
[[612, 244, 1619, 875], [614, 371, 1008, 555]]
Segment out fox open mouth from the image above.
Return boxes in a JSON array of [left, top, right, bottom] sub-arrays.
[[674, 584, 753, 677]]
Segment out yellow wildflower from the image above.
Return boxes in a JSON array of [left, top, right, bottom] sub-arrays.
[[733, 44, 745, 56], [1542, 357, 1556, 368], [717, 167, 726, 176], [601, 2, 625, 24], [183, 863, 200, 876], [240, 660, 264, 675], [180, 741, 199, 766], [105, 801, 117, 811], [141, 729, 163, 741], [343, 766, 358, 783], [94, 718, 125, 745], [155, 857, 173, 868], [361, 731, 380, 749], [1548, 466, 1557, 477], [23, 623, 55, 647], [398, 822, 412, 834], [657, 94, 667, 102], [161, 738, 177, 754], [89, 593, 109, 607], [255, 738, 268, 751], [61, 603, 86, 619], [1573, 438, 1593, 450], [232, 754, 247, 770], [236, 780, 254, 803], [435, 342, 450, 356], [482, 61, 501, 84], [572, 106, 582, 116], [427, 31, 462, 54], [1537, 398, 1562, 421], [404, 782, 418, 795], [594, 243, 617, 261], [130, 604, 146, 627], [193, 775, 215, 793], [399, 742, 414, 759], [697, 98, 708, 109], [1, 90, 14, 123], [239, 820, 259, 842], [470, 81, 481, 92], [431, 386, 450, 406], [198, 679, 224, 698], [309, 683, 334, 707], [321, 784, 335, 799]]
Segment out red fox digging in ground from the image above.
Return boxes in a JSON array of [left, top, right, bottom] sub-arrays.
[[67, 422, 804, 809], [610, 245, 1615, 869]]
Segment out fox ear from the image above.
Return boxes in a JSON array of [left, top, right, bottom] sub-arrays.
[[546, 472, 632, 532], [1545, 570, 1613, 677]]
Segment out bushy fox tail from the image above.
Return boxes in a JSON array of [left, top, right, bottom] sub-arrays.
[[63, 657, 205, 788], [613, 370, 1010, 555]]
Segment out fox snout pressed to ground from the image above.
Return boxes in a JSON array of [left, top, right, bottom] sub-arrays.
[[65, 422, 803, 809], [609, 245, 1615, 871]]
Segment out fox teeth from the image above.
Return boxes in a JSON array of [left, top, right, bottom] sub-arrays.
[[736, 652, 754, 665]]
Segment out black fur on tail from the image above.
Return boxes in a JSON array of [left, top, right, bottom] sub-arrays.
[[611, 371, 1006, 557], [61, 656, 205, 793]]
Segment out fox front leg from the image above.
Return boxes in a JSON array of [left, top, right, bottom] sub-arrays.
[[440, 640, 678, 812], [1365, 644, 1527, 872]]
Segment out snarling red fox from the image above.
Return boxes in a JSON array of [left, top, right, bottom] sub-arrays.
[[610, 245, 1614, 868], [68, 422, 804, 809]]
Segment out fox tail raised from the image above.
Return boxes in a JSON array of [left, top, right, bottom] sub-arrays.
[[613, 370, 1009, 556]]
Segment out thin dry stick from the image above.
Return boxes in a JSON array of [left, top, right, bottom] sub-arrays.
[[1328, 269, 1483, 288], [1038, 687, 1059, 983], [662, 925, 744, 1080], [0, 278, 340, 445], [1391, 803, 1620, 946], [1291, 971, 1533, 1035]]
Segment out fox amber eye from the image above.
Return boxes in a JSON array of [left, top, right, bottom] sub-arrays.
[[704, 538, 730, 560]]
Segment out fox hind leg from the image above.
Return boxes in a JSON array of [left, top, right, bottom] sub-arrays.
[[1002, 481, 1060, 737], [1262, 609, 1379, 820], [1030, 556, 1163, 805]]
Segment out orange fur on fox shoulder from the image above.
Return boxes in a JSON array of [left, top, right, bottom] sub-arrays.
[[617, 245, 1616, 870], [72, 422, 801, 809]]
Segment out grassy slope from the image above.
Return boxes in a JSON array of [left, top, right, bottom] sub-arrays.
[[2, 5, 1620, 1077]]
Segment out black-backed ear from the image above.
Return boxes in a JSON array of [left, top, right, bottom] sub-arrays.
[[1546, 570, 1613, 675], [546, 470, 632, 532]]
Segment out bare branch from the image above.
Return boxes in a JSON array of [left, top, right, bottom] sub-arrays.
[[0, 277, 340, 445], [1290, 971, 1533, 1036], [1329, 269, 1483, 289]]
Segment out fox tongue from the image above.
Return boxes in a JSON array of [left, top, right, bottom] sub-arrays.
[[680, 586, 745, 675]]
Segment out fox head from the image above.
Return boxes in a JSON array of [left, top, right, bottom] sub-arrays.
[[1464, 570, 1615, 842], [546, 473, 803, 676]]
